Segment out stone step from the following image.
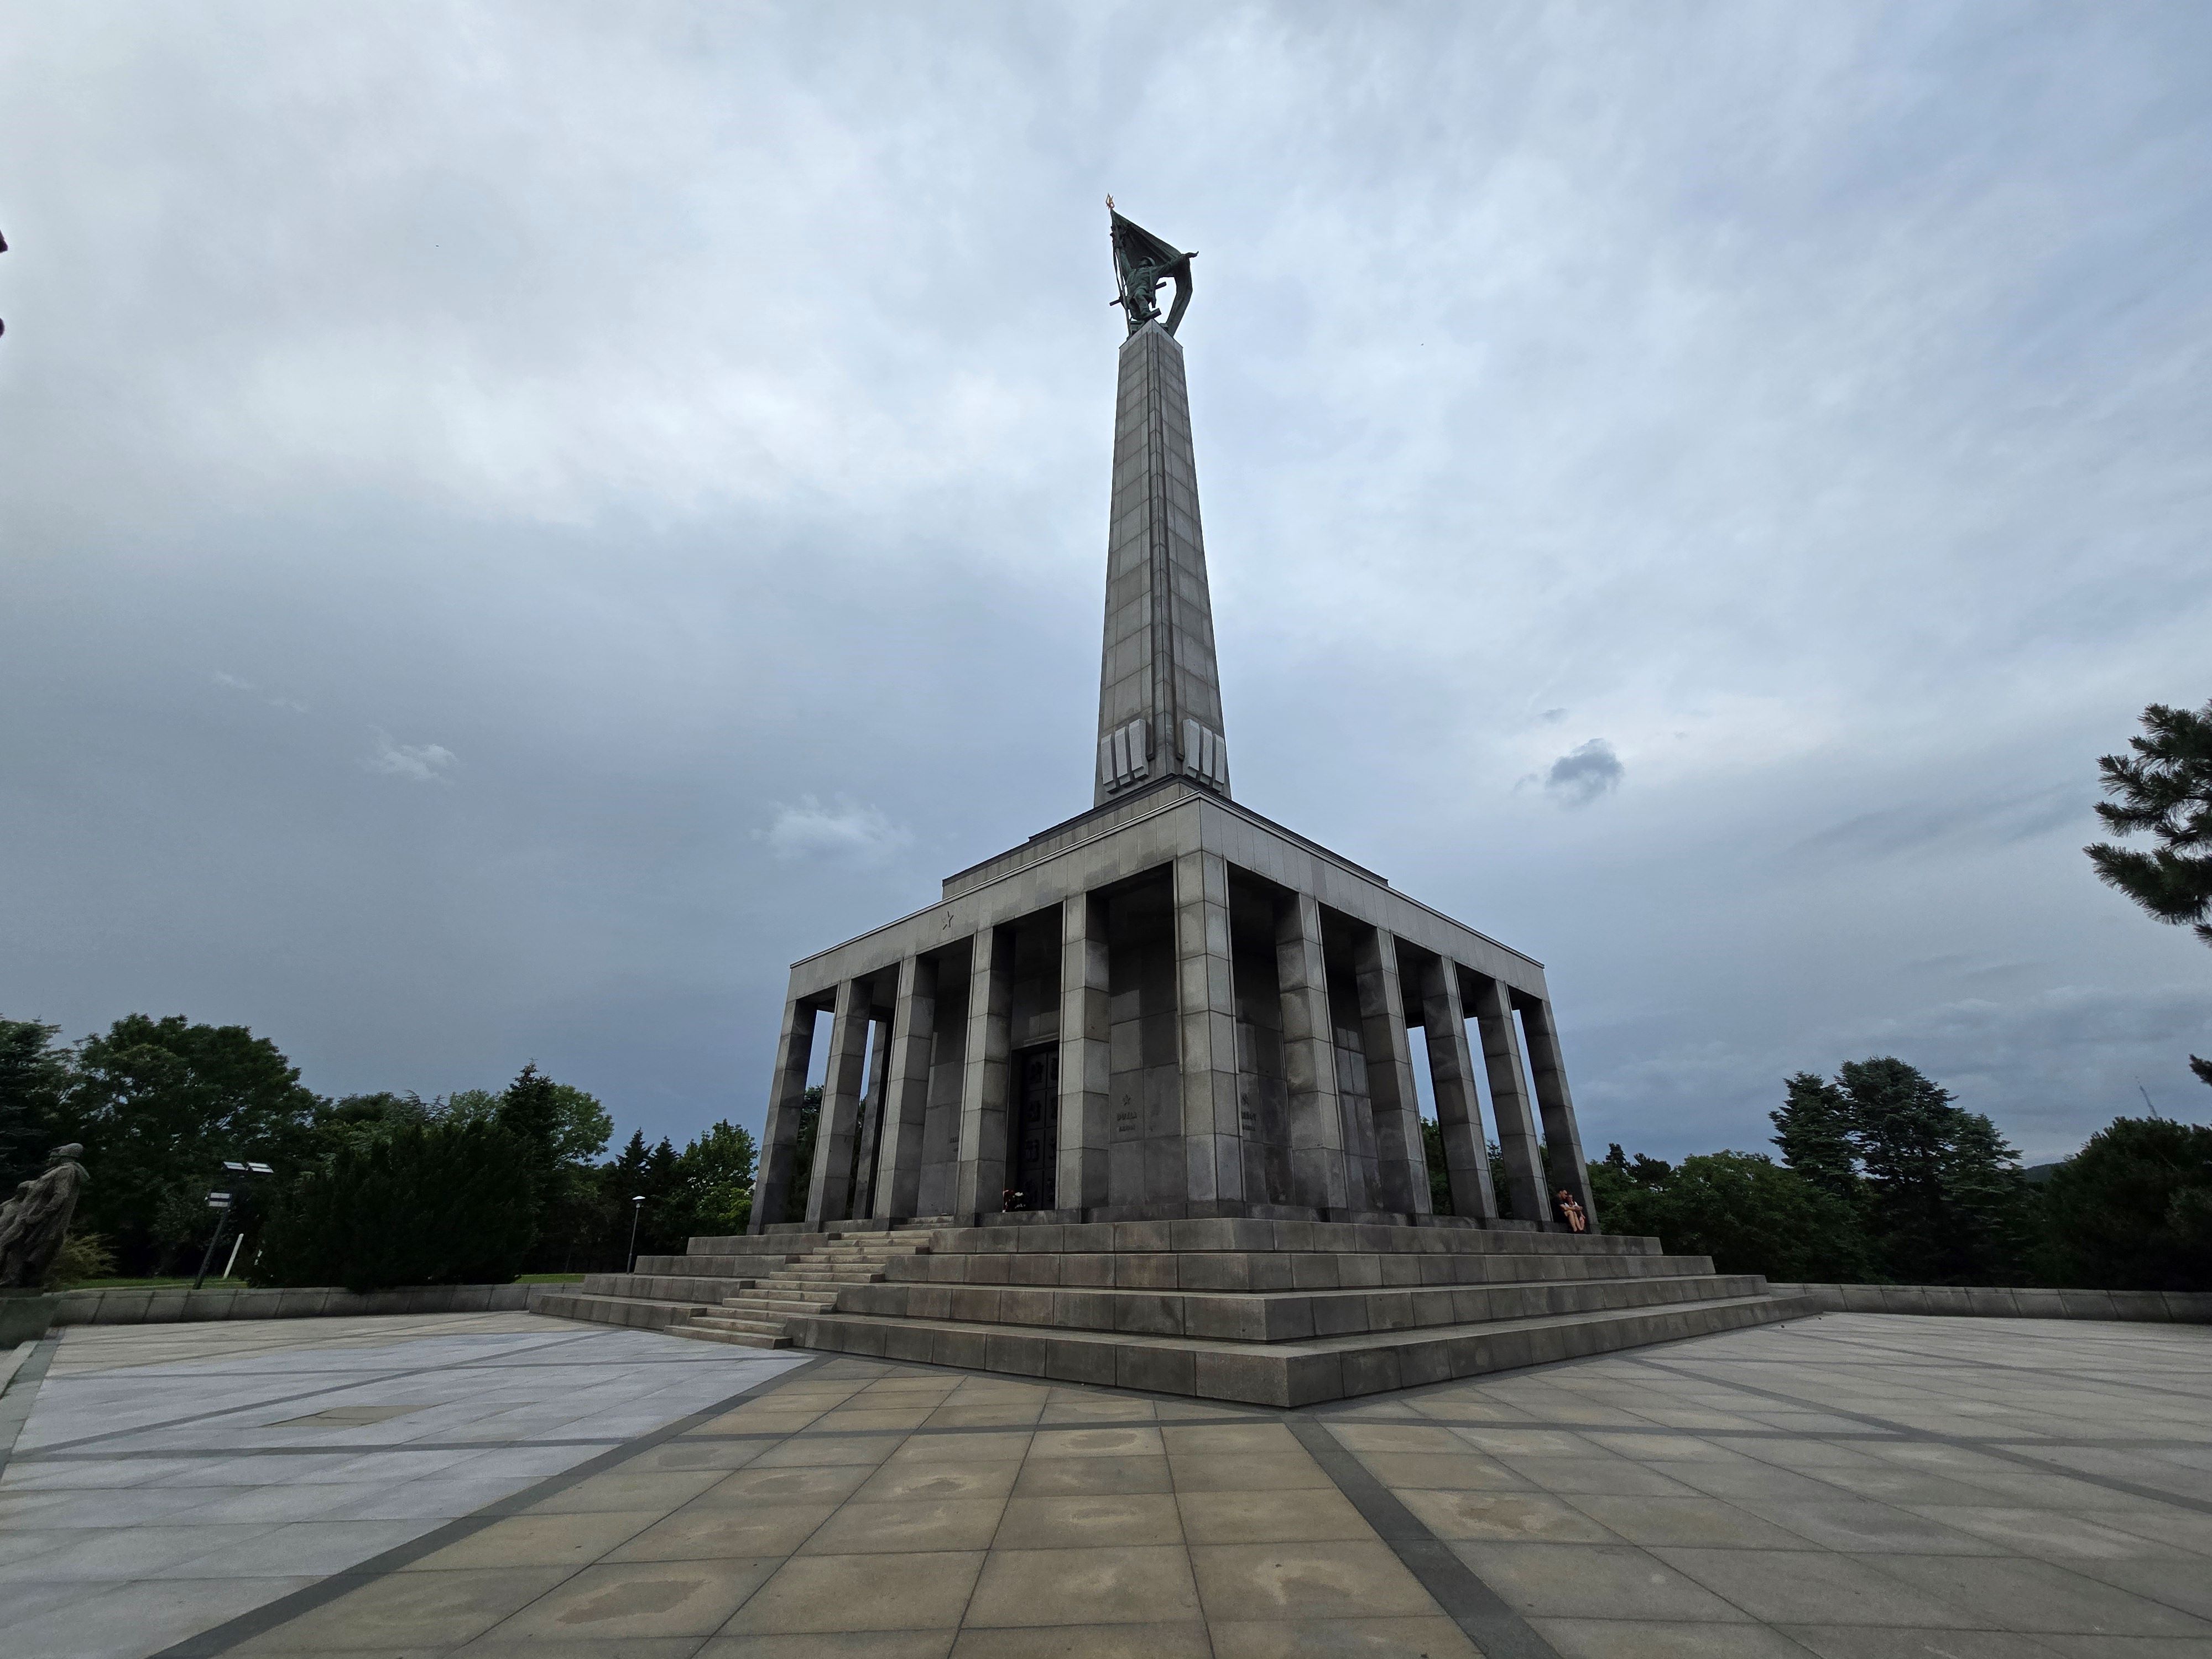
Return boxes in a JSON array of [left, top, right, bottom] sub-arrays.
[[879, 1248, 1720, 1292], [581, 1273, 758, 1302], [634, 1254, 799, 1277], [669, 1323, 791, 1349], [835, 1272, 1769, 1342], [686, 1313, 793, 1336], [681, 1232, 936, 1259], [790, 1291, 1817, 1407], [529, 1289, 713, 1331], [917, 1219, 1664, 1261]]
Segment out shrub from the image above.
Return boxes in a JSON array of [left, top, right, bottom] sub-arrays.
[[45, 1229, 117, 1288], [255, 1119, 538, 1292], [1594, 1149, 1874, 1283]]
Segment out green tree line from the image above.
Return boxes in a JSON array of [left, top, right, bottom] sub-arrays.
[[0, 1012, 755, 1291], [1589, 1055, 2212, 1293]]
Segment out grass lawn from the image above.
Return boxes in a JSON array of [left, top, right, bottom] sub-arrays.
[[514, 1273, 586, 1284]]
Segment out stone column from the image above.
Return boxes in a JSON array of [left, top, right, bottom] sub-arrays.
[[954, 927, 1014, 1217], [871, 953, 937, 1223], [1518, 995, 1598, 1230], [1175, 849, 1243, 1202], [1354, 926, 1431, 1216], [750, 993, 817, 1233], [1275, 891, 1349, 1211], [850, 998, 893, 1220], [1417, 956, 1498, 1221], [805, 977, 871, 1228], [1057, 893, 1111, 1212], [1470, 973, 1547, 1226]]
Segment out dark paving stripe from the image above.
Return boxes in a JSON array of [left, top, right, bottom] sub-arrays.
[[1312, 1415, 2212, 1451], [1631, 1354, 2212, 1519], [15, 1415, 1225, 1461], [149, 1353, 830, 1659], [0, 1335, 61, 1477], [1286, 1415, 1561, 1659], [15, 1436, 632, 1460]]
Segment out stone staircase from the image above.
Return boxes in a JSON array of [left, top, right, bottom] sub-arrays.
[[678, 1235, 928, 1348], [534, 1214, 1815, 1405], [528, 1231, 930, 1349]]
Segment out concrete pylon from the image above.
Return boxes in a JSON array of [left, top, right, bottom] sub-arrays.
[[1094, 322, 1230, 805]]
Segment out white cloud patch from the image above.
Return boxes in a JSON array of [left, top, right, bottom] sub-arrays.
[[759, 797, 910, 864], [1544, 739, 1624, 807], [367, 732, 458, 782], [212, 670, 308, 713]]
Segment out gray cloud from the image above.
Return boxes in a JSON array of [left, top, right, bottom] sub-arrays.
[[758, 799, 912, 865], [366, 734, 458, 784], [3, 3, 2208, 1165], [1544, 739, 1624, 808]]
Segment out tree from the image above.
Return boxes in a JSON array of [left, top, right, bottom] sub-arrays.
[[447, 1075, 613, 1167], [1590, 1146, 1871, 1282], [1770, 1057, 2033, 1285], [0, 1018, 71, 1188], [674, 1119, 757, 1239], [2088, 700, 2212, 945], [1421, 1119, 1452, 1214], [310, 1092, 437, 1156], [2087, 700, 2212, 1086], [255, 1118, 538, 1292], [2040, 1116, 2212, 1292], [66, 1015, 323, 1274], [451, 1066, 615, 1270], [1772, 1072, 1858, 1200], [784, 1086, 822, 1224], [1839, 1057, 2031, 1284]]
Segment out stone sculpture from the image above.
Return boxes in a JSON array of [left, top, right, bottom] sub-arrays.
[[0, 1144, 88, 1290]]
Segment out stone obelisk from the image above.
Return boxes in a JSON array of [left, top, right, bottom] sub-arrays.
[[1094, 211, 1230, 805]]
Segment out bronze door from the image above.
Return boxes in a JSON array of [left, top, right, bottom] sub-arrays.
[[1009, 1047, 1059, 1211]]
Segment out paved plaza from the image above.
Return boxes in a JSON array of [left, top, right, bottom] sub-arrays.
[[2, 1311, 2210, 1657]]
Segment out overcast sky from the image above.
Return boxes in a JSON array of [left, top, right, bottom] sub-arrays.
[[4, 2, 2208, 1166]]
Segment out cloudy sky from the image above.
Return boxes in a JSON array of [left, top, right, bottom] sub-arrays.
[[4, 2, 2207, 1166]]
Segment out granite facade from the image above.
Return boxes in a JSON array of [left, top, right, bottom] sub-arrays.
[[749, 788, 1596, 1234]]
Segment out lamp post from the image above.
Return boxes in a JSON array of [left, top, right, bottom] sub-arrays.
[[191, 1192, 232, 1291], [192, 1161, 274, 1291], [625, 1194, 646, 1274]]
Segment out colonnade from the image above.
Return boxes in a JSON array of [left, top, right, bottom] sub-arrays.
[[752, 852, 1596, 1234]]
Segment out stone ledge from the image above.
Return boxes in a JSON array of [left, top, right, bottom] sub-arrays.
[[528, 1289, 714, 1330], [833, 1272, 1772, 1342], [789, 1291, 1811, 1406], [879, 1246, 1715, 1290], [54, 1284, 535, 1325], [1771, 1283, 2212, 1322], [915, 1218, 1652, 1257]]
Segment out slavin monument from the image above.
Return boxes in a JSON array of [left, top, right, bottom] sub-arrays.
[[543, 208, 1810, 1400], [750, 208, 1599, 1238]]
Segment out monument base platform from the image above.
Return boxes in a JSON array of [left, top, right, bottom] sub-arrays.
[[538, 1217, 1814, 1404], [755, 1200, 1542, 1234]]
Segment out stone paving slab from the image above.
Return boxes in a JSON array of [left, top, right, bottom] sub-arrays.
[[0, 1312, 808, 1659], [6, 1310, 2212, 1656]]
